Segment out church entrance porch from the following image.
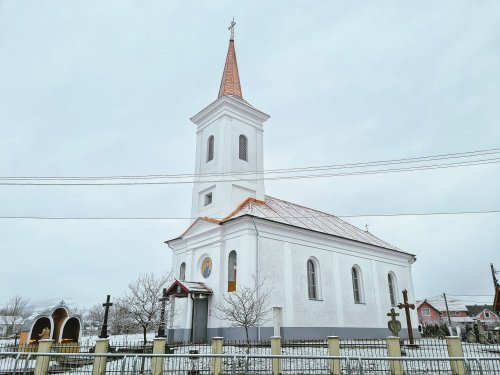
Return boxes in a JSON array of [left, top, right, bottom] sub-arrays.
[[164, 280, 213, 343]]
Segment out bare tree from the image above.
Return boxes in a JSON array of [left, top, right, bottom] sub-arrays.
[[109, 299, 137, 337], [214, 277, 272, 350], [0, 295, 32, 336], [121, 273, 172, 344], [85, 304, 105, 336]]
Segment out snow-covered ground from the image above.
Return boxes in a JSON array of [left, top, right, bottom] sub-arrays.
[[1, 337, 499, 374]]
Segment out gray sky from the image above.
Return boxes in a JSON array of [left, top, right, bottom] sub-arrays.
[[0, 1, 499, 308]]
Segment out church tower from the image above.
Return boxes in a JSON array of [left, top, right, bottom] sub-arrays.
[[190, 22, 270, 220]]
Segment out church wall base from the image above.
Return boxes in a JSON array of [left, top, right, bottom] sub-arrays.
[[167, 327, 421, 343]]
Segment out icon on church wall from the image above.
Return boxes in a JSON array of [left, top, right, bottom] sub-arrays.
[[201, 257, 212, 278]]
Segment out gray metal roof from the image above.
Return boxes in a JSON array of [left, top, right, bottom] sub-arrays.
[[229, 195, 408, 254]]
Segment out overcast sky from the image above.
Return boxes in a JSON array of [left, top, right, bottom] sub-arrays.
[[0, 1, 499, 309]]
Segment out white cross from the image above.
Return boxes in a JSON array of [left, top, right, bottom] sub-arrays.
[[228, 17, 236, 40]]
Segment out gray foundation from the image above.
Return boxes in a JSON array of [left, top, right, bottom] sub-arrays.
[[167, 326, 421, 343]]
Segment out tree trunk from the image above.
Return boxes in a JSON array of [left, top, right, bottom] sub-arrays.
[[140, 326, 147, 374], [244, 326, 250, 354]]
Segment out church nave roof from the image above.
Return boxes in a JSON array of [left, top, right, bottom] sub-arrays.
[[223, 195, 412, 255]]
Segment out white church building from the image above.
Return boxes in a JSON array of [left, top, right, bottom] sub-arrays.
[[164, 26, 419, 342]]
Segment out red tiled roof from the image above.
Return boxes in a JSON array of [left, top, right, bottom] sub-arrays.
[[218, 39, 242, 99]]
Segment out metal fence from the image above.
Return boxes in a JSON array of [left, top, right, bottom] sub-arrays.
[[1, 352, 500, 375]]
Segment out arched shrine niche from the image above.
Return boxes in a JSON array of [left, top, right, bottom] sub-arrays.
[[51, 307, 69, 344], [59, 317, 81, 343], [28, 317, 54, 343]]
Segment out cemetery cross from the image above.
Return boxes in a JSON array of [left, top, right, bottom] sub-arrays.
[[99, 295, 113, 339], [398, 289, 416, 345], [387, 308, 401, 337]]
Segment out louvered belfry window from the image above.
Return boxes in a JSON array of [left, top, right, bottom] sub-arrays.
[[207, 136, 214, 162], [307, 259, 317, 299], [239, 134, 248, 161]]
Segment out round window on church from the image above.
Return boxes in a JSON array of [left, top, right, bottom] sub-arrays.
[[201, 257, 212, 279]]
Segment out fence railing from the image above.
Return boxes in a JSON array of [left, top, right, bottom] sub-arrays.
[[1, 351, 500, 375], [2, 336, 500, 374]]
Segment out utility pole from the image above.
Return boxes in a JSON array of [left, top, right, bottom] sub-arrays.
[[491, 263, 498, 288], [443, 293, 452, 326]]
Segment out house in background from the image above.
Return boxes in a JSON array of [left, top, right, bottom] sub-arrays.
[[416, 296, 473, 324], [466, 305, 500, 325], [416, 300, 442, 323]]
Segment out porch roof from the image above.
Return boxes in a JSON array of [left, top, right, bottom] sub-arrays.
[[164, 280, 213, 297]]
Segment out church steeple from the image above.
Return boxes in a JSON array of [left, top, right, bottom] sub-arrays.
[[218, 19, 242, 99], [190, 22, 269, 220]]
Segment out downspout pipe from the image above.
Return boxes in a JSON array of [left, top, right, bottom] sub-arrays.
[[251, 217, 261, 341]]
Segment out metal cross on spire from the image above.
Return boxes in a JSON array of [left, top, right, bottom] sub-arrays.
[[228, 17, 236, 40]]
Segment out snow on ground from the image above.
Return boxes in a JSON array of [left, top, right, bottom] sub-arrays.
[[1, 337, 500, 374]]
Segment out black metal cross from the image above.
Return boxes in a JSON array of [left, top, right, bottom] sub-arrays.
[[157, 289, 168, 338], [99, 295, 113, 339], [398, 289, 416, 344]]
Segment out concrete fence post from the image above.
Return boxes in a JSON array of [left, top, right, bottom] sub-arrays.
[[92, 338, 109, 375], [446, 336, 466, 375], [327, 336, 341, 375], [211, 337, 224, 375], [386, 336, 403, 375], [34, 339, 53, 375], [271, 336, 281, 375], [151, 338, 167, 375]]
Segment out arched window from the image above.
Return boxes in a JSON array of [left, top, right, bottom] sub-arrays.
[[352, 266, 364, 304], [307, 259, 318, 300], [207, 136, 214, 162], [228, 251, 237, 292], [388, 273, 397, 306], [179, 262, 186, 281], [239, 135, 248, 161]]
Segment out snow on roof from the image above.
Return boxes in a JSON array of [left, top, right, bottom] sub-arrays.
[[451, 316, 475, 323], [180, 281, 213, 294], [422, 296, 469, 312], [226, 196, 409, 254]]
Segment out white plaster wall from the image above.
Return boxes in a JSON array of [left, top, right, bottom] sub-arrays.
[[190, 99, 266, 219], [169, 217, 419, 334]]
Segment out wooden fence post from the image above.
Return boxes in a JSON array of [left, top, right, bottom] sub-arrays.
[[92, 338, 109, 375], [386, 336, 403, 375], [34, 339, 53, 375], [271, 336, 281, 375], [327, 336, 341, 375], [211, 337, 224, 375], [446, 336, 466, 375], [151, 338, 167, 375]]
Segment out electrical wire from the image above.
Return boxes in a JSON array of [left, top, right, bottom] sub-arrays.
[[0, 209, 499, 220], [1, 157, 499, 186], [1, 147, 499, 181]]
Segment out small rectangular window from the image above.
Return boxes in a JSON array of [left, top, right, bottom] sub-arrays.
[[485, 312, 490, 318], [204, 193, 213, 206], [422, 308, 430, 316]]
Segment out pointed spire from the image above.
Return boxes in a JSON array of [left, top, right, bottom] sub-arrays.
[[218, 18, 243, 99]]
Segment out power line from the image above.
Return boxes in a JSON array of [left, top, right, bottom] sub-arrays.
[[1, 157, 500, 186], [0, 209, 499, 220], [1, 147, 500, 181]]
